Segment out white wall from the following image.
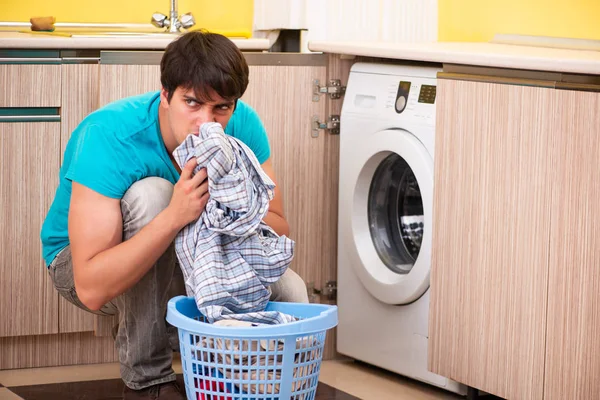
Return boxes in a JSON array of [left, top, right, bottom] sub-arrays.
[[253, 0, 308, 30], [254, 0, 438, 49]]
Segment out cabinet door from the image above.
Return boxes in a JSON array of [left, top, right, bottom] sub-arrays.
[[428, 79, 555, 399], [0, 65, 61, 107], [99, 65, 161, 106], [545, 90, 600, 400], [241, 64, 328, 293], [0, 122, 60, 337], [58, 64, 100, 333], [233, 59, 342, 360]]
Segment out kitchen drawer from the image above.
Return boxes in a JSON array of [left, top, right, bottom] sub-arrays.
[[0, 65, 61, 107]]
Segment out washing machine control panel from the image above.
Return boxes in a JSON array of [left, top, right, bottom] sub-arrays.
[[393, 80, 437, 115], [342, 67, 439, 127], [378, 77, 437, 126]]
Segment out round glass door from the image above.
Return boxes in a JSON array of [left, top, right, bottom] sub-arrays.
[[346, 128, 433, 305], [368, 154, 424, 275]]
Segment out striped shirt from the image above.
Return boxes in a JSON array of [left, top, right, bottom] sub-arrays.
[[172, 122, 296, 325]]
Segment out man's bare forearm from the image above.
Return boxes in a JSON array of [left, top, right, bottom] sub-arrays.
[[75, 209, 181, 310]]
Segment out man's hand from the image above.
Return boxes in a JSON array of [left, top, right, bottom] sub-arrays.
[[166, 158, 209, 230]]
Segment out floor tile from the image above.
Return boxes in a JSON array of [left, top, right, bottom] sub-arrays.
[[0, 363, 121, 388], [0, 357, 182, 388], [0, 357, 501, 400], [7, 375, 353, 400], [314, 382, 361, 399], [8, 375, 137, 400], [319, 359, 464, 400], [0, 388, 24, 400]]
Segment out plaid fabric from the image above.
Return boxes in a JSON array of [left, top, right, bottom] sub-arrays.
[[172, 122, 296, 325]]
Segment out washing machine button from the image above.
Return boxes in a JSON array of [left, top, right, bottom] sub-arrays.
[[395, 95, 407, 113]]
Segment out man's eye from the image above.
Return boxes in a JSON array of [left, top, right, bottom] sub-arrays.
[[185, 99, 198, 106], [217, 104, 231, 111]]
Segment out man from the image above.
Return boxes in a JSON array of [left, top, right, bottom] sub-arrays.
[[40, 31, 309, 400]]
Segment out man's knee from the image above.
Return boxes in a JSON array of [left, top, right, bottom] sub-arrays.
[[271, 269, 309, 304], [121, 177, 173, 237]]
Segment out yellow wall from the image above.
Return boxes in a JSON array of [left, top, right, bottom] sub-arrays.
[[439, 0, 600, 42], [0, 0, 254, 37], [7, 0, 598, 42]]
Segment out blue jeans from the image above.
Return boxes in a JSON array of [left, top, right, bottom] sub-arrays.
[[47, 177, 309, 390]]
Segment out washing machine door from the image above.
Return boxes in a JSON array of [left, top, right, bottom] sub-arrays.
[[350, 128, 433, 305]]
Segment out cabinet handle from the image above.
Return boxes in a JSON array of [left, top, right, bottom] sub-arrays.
[[0, 58, 62, 64], [439, 71, 600, 92], [0, 107, 60, 122], [437, 72, 555, 88], [555, 82, 600, 93]]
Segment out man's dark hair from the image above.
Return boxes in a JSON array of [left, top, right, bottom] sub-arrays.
[[160, 30, 249, 103]]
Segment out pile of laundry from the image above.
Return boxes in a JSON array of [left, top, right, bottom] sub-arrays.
[[172, 122, 297, 325], [198, 321, 318, 396]]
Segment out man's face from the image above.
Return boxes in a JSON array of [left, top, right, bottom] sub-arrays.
[[160, 86, 236, 145]]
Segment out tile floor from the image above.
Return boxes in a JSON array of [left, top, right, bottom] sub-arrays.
[[0, 357, 495, 400]]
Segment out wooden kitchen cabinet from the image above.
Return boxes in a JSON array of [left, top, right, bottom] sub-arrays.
[[0, 64, 62, 338], [243, 60, 344, 359], [0, 65, 61, 107], [429, 76, 600, 399], [98, 64, 161, 105], [544, 89, 600, 400], [242, 64, 328, 289], [0, 122, 61, 337], [0, 61, 121, 368], [428, 79, 554, 399]]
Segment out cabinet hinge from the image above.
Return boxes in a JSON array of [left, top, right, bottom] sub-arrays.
[[313, 79, 346, 101], [312, 115, 340, 137], [307, 280, 338, 303]]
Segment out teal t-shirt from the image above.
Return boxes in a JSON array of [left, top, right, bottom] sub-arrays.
[[40, 91, 271, 266]]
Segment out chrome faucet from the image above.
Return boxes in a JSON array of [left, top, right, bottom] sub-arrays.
[[151, 0, 195, 33]]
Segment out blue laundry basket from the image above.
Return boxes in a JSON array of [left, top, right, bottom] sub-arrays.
[[166, 296, 338, 400]]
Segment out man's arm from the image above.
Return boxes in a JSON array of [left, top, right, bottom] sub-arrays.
[[69, 160, 208, 311], [260, 158, 290, 237]]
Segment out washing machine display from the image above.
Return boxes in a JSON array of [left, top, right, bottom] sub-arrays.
[[418, 84, 437, 104]]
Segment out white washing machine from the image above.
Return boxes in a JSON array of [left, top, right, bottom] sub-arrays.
[[337, 62, 467, 395]]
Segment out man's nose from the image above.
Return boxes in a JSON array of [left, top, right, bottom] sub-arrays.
[[195, 107, 216, 125]]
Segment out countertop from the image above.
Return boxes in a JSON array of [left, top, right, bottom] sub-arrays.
[[4, 33, 599, 74], [308, 41, 600, 75], [0, 31, 271, 51]]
